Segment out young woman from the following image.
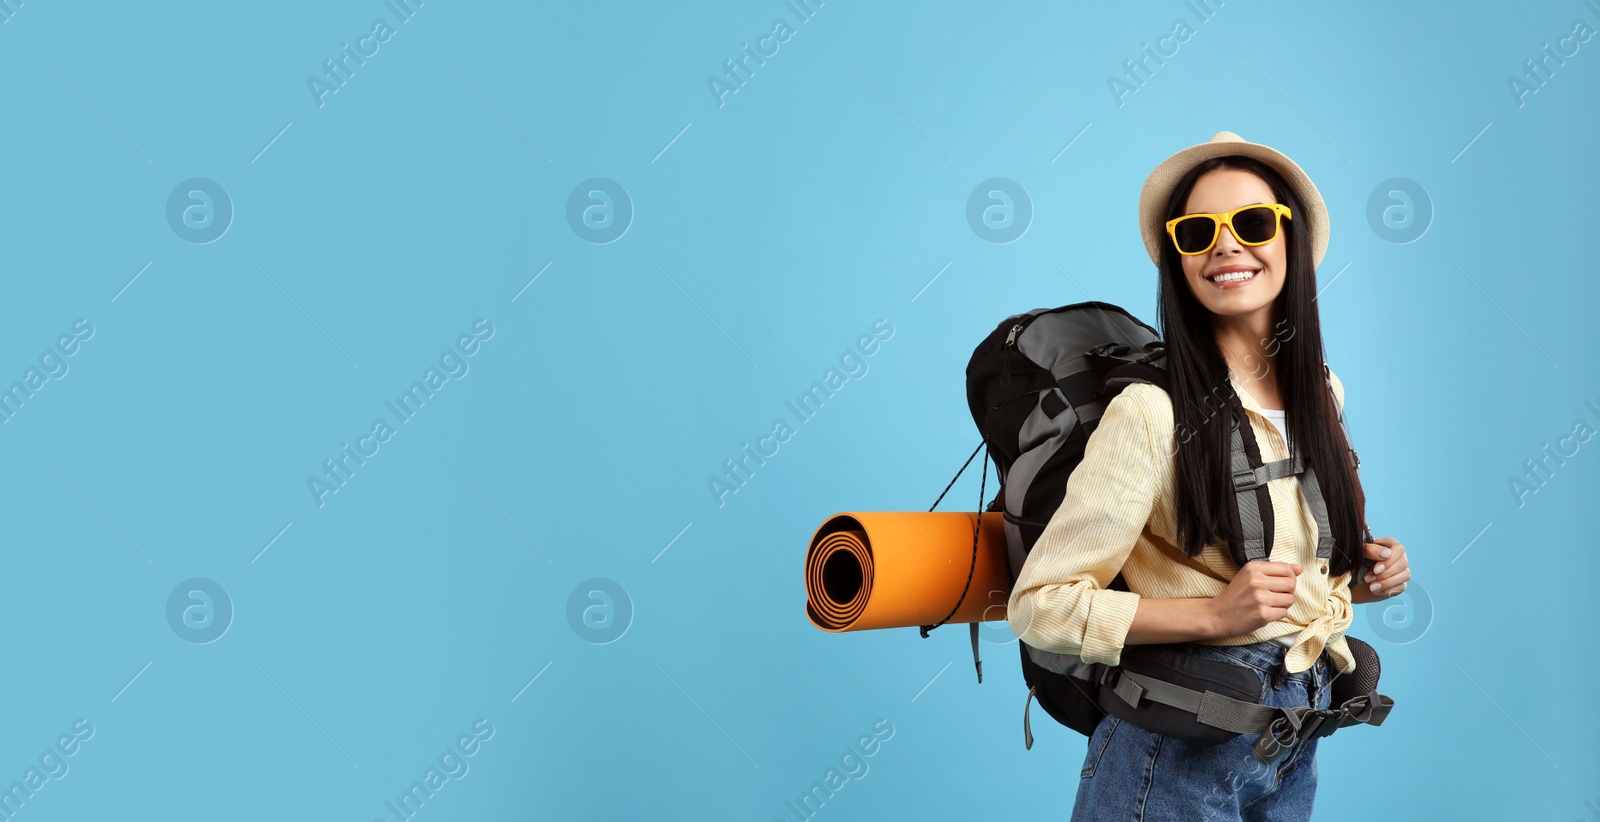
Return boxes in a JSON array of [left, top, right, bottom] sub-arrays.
[[1006, 132, 1413, 821]]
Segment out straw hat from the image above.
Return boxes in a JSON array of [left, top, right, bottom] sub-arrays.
[[1138, 131, 1329, 269]]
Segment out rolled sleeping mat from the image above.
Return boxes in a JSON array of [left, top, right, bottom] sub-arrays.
[[804, 511, 1012, 632]]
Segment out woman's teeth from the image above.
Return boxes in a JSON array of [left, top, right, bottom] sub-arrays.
[[1210, 269, 1259, 285]]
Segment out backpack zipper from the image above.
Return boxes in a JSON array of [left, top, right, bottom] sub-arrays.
[[1001, 320, 1026, 384]]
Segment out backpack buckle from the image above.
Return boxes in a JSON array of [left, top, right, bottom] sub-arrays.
[[1086, 342, 1131, 359], [1135, 345, 1167, 365], [1252, 709, 1301, 765], [1231, 466, 1264, 491], [1251, 705, 1342, 765], [1296, 708, 1342, 741]]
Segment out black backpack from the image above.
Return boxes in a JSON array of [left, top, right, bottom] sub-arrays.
[[926, 301, 1370, 749]]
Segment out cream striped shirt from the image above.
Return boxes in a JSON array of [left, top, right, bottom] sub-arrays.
[[1006, 368, 1356, 675]]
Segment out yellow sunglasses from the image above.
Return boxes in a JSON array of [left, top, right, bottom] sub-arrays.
[[1165, 203, 1293, 256]]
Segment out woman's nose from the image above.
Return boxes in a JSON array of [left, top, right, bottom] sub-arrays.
[[1212, 224, 1244, 254]]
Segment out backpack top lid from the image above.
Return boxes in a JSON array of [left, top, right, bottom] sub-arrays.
[[965, 302, 1164, 437]]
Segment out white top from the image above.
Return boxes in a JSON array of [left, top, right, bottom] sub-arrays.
[[1259, 407, 1297, 647], [1259, 407, 1291, 455]]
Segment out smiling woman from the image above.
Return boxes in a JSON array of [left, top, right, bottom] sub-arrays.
[[1171, 173, 1297, 410], [1005, 131, 1413, 822]]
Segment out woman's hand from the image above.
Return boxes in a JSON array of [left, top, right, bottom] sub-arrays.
[[1210, 560, 1302, 637], [1349, 536, 1410, 604]]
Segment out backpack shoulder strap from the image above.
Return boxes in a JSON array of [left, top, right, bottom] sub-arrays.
[[1105, 348, 1277, 568], [1226, 399, 1276, 565]]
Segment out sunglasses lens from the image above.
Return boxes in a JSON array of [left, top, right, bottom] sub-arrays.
[[1172, 216, 1217, 254], [1232, 206, 1280, 244]]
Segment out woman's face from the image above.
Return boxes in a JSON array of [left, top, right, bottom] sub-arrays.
[[1177, 169, 1289, 324]]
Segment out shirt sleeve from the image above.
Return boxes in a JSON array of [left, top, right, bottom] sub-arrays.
[[1006, 383, 1162, 667]]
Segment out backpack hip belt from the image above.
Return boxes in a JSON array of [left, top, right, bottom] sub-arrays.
[[1095, 642, 1395, 766]]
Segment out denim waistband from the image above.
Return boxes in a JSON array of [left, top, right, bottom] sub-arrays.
[[1188, 639, 1331, 689]]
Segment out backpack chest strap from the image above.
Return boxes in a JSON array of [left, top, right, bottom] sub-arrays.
[[1231, 453, 1304, 491], [1229, 410, 1339, 562]]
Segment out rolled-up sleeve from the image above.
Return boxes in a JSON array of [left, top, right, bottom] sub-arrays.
[[1006, 384, 1161, 667]]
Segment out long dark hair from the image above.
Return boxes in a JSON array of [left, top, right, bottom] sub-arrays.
[[1155, 155, 1367, 578]]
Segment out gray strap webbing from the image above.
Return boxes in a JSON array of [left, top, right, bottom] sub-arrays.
[[1110, 669, 1394, 765], [1228, 418, 1272, 563], [1298, 466, 1337, 558], [1232, 453, 1304, 491], [1233, 450, 1339, 560], [1309, 365, 1350, 559], [1111, 669, 1279, 735]]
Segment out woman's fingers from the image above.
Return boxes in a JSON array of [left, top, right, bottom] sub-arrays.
[[1371, 550, 1408, 577], [1369, 561, 1410, 596], [1361, 537, 1410, 595]]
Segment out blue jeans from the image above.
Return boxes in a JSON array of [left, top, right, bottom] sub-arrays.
[[1071, 640, 1336, 822]]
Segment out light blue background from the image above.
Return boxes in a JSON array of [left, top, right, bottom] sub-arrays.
[[0, 1, 1596, 820]]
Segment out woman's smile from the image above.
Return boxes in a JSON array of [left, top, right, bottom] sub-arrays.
[[1205, 266, 1262, 289]]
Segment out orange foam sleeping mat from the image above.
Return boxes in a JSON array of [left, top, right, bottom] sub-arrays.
[[804, 511, 1012, 632]]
